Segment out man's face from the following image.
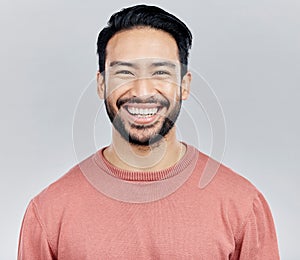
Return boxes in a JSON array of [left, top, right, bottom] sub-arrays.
[[98, 28, 190, 146]]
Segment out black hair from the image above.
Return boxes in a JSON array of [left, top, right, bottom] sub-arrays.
[[96, 4, 192, 77]]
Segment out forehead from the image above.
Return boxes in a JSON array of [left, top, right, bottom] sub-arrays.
[[105, 28, 179, 65]]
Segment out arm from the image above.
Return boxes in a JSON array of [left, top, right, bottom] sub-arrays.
[[18, 200, 55, 260], [231, 192, 280, 260]]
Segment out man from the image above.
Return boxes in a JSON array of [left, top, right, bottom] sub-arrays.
[[18, 4, 279, 259]]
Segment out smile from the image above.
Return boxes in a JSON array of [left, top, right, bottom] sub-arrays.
[[126, 107, 158, 117], [122, 104, 164, 124]]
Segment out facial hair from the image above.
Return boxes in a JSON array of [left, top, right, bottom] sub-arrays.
[[104, 89, 182, 146]]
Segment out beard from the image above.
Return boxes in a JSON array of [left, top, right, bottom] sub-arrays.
[[104, 90, 182, 146]]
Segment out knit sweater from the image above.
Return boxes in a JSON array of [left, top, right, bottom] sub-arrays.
[[18, 144, 279, 259]]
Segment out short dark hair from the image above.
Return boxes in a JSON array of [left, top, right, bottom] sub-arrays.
[[96, 4, 193, 77]]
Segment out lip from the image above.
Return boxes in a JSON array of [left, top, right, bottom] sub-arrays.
[[121, 103, 164, 125], [125, 103, 161, 109]]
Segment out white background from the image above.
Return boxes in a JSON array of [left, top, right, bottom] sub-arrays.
[[0, 0, 299, 259]]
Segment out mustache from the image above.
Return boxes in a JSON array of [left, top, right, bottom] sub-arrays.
[[117, 96, 169, 109]]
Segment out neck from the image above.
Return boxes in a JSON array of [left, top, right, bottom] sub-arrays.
[[103, 127, 186, 172]]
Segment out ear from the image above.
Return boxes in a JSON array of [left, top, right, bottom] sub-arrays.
[[181, 71, 192, 100], [96, 71, 105, 99]]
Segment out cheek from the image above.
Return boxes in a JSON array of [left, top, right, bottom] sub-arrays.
[[105, 83, 128, 105], [105, 84, 122, 99], [104, 91, 119, 114], [163, 85, 182, 102], [105, 76, 137, 99]]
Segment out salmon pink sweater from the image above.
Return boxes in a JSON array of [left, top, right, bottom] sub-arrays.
[[18, 145, 279, 259]]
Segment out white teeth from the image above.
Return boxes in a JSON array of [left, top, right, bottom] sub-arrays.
[[127, 107, 158, 116]]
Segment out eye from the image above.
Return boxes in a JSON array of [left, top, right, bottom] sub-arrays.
[[115, 70, 134, 76], [153, 70, 171, 76]]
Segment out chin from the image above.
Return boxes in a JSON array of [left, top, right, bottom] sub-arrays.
[[127, 134, 164, 146]]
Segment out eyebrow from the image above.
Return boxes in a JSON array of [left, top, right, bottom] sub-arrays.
[[109, 61, 137, 68], [150, 61, 176, 69], [109, 60, 177, 69]]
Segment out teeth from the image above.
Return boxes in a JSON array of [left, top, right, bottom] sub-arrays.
[[127, 107, 158, 116]]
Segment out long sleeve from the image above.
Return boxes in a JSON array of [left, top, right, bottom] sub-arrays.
[[18, 200, 55, 260], [231, 192, 280, 260]]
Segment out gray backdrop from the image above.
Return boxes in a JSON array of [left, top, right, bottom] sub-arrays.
[[1, 0, 299, 259]]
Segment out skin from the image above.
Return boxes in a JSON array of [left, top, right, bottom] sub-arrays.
[[97, 27, 192, 172]]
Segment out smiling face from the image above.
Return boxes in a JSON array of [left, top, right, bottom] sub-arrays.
[[98, 27, 191, 146]]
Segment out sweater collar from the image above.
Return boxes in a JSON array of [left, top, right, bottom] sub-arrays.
[[97, 143, 194, 182], [79, 144, 200, 203]]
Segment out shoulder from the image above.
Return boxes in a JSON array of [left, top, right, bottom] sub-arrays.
[[193, 149, 265, 216], [194, 149, 259, 197], [193, 149, 274, 234], [32, 154, 95, 212], [215, 160, 258, 196], [34, 165, 81, 201]]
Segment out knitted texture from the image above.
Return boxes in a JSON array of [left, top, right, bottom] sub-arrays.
[[18, 145, 279, 259]]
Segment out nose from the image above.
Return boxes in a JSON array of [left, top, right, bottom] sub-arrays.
[[130, 78, 157, 97]]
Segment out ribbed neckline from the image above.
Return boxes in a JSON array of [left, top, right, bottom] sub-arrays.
[[94, 143, 194, 182], [79, 144, 199, 203]]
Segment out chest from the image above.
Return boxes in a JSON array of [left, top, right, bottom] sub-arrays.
[[55, 201, 235, 259]]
